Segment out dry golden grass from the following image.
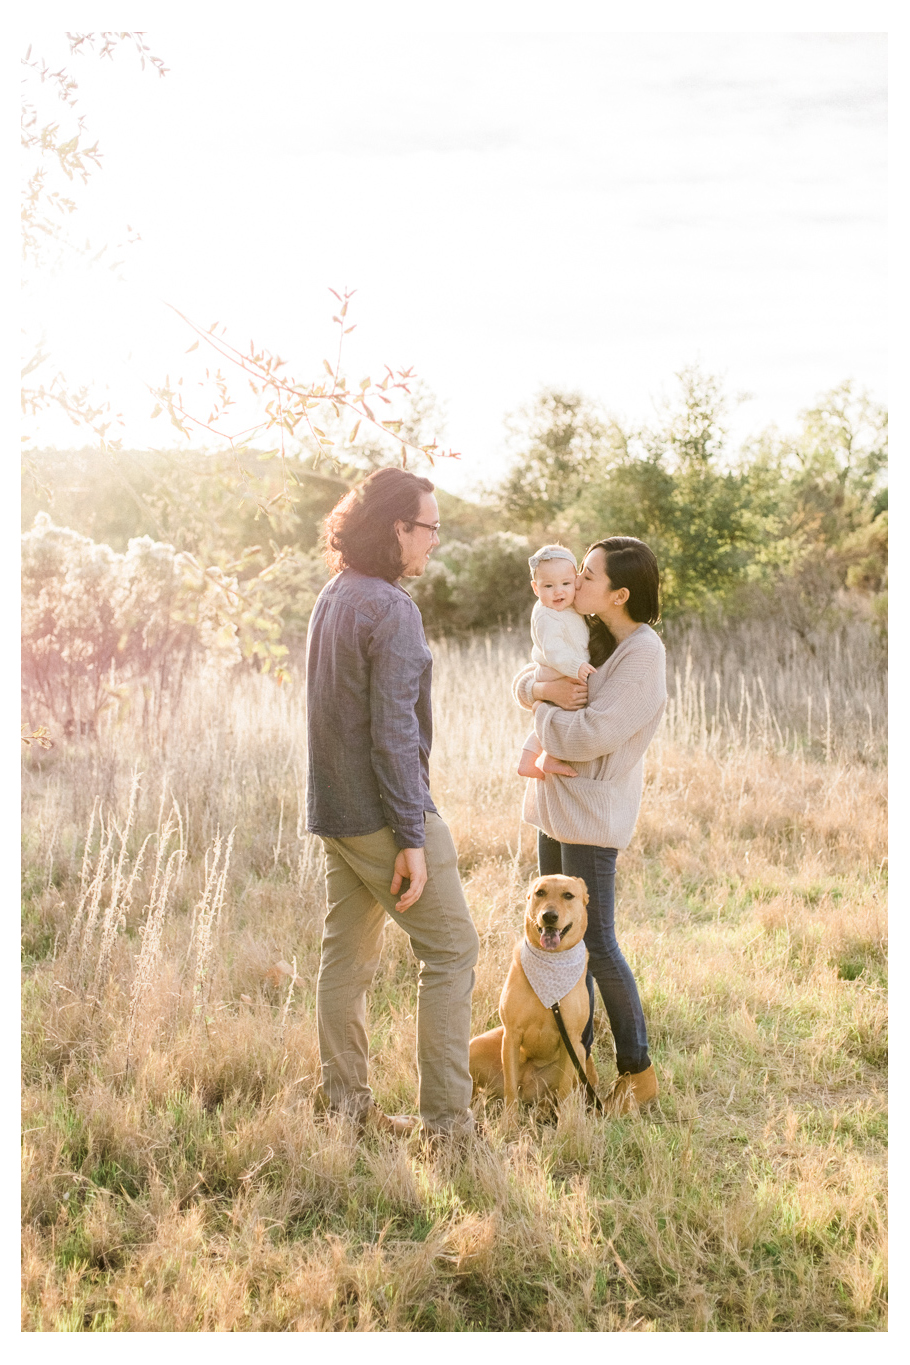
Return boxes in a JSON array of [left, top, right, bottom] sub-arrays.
[[21, 626, 887, 1331]]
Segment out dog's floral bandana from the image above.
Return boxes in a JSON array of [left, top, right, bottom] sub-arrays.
[[520, 938, 587, 1008]]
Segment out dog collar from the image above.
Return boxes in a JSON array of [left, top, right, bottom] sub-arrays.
[[520, 938, 587, 1008]]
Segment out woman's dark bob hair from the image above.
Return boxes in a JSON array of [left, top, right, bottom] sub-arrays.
[[585, 536, 661, 667], [323, 467, 435, 581]]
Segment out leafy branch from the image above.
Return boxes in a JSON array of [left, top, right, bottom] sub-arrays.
[[21, 32, 166, 451], [149, 287, 460, 510], [21, 724, 53, 750], [21, 33, 166, 266]]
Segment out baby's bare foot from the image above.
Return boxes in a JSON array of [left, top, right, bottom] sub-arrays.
[[518, 751, 546, 779], [535, 752, 578, 777]]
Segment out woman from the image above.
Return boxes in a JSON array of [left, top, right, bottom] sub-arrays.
[[512, 535, 666, 1116]]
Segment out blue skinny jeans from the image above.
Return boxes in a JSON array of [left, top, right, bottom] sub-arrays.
[[537, 831, 651, 1075]]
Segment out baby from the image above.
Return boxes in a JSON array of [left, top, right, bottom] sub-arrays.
[[517, 544, 595, 780]]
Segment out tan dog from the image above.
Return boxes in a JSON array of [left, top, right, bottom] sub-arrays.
[[470, 874, 598, 1114]]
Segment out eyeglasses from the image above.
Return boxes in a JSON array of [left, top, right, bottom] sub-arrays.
[[408, 520, 441, 535]]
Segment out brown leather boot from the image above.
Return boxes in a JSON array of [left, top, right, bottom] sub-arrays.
[[601, 1064, 658, 1117]]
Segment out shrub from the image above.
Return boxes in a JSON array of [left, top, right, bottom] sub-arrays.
[[22, 514, 242, 735], [409, 532, 533, 635]]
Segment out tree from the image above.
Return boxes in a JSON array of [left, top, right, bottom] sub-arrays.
[[649, 367, 773, 610], [546, 368, 784, 614], [497, 388, 621, 529], [785, 381, 888, 547], [741, 383, 889, 640]]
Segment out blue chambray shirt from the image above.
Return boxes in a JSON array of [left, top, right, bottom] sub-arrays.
[[305, 568, 438, 849]]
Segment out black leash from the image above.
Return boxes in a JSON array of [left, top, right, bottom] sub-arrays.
[[551, 1001, 604, 1112]]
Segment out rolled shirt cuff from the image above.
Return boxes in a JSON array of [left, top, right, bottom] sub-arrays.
[[388, 811, 428, 849]]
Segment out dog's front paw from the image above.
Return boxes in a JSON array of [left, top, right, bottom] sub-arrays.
[[500, 1098, 520, 1135]]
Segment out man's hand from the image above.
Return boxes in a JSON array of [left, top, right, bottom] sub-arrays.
[[390, 846, 427, 912], [533, 676, 588, 710]]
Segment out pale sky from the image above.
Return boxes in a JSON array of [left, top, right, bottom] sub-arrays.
[[22, 21, 887, 497]]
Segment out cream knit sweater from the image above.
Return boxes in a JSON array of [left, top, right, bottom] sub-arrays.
[[512, 623, 667, 849]]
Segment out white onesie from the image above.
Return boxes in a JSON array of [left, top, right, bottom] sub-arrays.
[[530, 599, 591, 681], [521, 600, 591, 759]]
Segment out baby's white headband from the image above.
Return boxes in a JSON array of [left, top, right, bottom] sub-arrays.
[[528, 543, 579, 574]]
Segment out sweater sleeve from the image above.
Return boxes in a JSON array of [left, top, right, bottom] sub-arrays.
[[535, 641, 664, 762], [511, 662, 538, 712]]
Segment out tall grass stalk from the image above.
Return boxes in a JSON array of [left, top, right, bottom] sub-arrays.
[[189, 828, 235, 1023], [62, 799, 112, 981], [125, 823, 185, 1071], [279, 954, 299, 1044]]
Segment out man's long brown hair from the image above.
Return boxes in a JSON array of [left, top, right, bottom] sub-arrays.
[[323, 467, 435, 581]]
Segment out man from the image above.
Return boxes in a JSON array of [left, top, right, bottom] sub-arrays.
[[305, 466, 479, 1138]]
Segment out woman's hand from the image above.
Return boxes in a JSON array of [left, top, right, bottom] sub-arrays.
[[532, 676, 588, 710]]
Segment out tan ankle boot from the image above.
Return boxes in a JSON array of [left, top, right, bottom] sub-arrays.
[[601, 1064, 658, 1117], [360, 1104, 418, 1137], [314, 1094, 417, 1137]]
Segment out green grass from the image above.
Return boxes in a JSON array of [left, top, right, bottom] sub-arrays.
[[21, 640, 887, 1331]]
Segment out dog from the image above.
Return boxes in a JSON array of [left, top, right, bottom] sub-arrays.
[[469, 874, 598, 1114]]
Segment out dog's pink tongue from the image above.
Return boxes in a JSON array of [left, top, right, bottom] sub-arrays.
[[539, 929, 561, 951]]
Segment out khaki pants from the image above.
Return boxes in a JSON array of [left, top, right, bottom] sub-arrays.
[[316, 812, 479, 1132]]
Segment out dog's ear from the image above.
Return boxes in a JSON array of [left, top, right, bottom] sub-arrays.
[[527, 873, 540, 895], [576, 878, 589, 906]]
